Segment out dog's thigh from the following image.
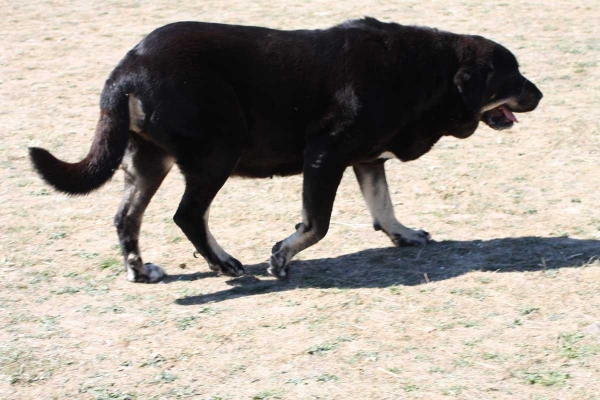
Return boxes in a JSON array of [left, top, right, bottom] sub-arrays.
[[169, 80, 248, 277]]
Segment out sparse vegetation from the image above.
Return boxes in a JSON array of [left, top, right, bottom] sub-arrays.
[[1, 0, 599, 399]]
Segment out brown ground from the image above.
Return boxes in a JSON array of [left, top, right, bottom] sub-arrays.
[[1, 1, 599, 399]]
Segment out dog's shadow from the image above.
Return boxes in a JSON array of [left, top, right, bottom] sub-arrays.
[[171, 236, 599, 305]]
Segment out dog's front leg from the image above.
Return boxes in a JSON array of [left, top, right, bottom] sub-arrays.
[[353, 160, 431, 247], [268, 140, 347, 279]]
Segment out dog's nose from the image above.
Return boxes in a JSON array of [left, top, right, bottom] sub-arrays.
[[527, 80, 543, 101]]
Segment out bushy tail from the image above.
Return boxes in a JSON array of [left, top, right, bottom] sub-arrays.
[[29, 91, 130, 195]]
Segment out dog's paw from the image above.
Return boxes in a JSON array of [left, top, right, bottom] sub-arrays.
[[392, 230, 432, 247], [127, 262, 166, 283], [209, 257, 245, 277], [268, 251, 289, 280]]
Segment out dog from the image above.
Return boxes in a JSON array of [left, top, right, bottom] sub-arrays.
[[30, 17, 543, 282]]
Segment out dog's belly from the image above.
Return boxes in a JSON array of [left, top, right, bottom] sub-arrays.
[[233, 149, 304, 178], [231, 118, 307, 177]]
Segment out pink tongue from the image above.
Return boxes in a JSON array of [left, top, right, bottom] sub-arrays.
[[500, 105, 518, 123]]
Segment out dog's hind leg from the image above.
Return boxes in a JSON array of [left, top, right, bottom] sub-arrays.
[[115, 134, 174, 283], [173, 140, 245, 278], [353, 160, 431, 247]]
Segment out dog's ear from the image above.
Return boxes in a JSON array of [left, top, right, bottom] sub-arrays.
[[454, 64, 491, 113]]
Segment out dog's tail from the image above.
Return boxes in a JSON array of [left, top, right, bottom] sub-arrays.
[[29, 85, 131, 195]]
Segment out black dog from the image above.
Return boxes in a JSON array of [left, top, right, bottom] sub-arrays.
[[30, 18, 542, 282]]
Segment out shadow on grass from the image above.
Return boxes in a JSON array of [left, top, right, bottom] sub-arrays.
[[163, 271, 215, 283], [173, 236, 599, 305]]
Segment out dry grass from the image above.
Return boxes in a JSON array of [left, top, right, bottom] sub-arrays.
[[1, 0, 599, 399]]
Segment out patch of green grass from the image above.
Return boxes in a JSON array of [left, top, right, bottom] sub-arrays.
[[480, 352, 500, 360], [346, 351, 379, 364], [77, 252, 100, 259], [463, 320, 480, 328], [388, 285, 403, 295], [429, 366, 446, 374], [403, 384, 419, 392], [77, 386, 135, 400], [99, 258, 120, 270], [519, 306, 540, 316], [198, 306, 220, 316], [316, 373, 339, 382], [156, 370, 178, 383], [49, 232, 67, 240], [176, 315, 199, 331], [285, 377, 306, 385], [251, 388, 285, 399], [28, 189, 50, 196], [101, 305, 124, 314], [140, 354, 166, 368], [442, 385, 466, 396], [436, 322, 457, 331], [453, 356, 474, 367], [462, 338, 483, 348], [506, 318, 523, 328], [53, 286, 80, 295], [307, 336, 354, 356], [2, 349, 59, 385], [449, 287, 488, 300], [522, 370, 571, 386], [558, 332, 599, 359]]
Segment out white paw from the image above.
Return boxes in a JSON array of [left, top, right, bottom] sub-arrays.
[[391, 229, 431, 247], [268, 251, 289, 279]]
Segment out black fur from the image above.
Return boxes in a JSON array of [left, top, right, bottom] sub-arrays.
[[29, 18, 542, 281]]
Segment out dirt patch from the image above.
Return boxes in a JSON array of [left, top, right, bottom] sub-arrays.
[[1, 0, 599, 399]]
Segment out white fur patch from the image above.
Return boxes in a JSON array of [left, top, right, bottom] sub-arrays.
[[271, 212, 313, 269], [378, 151, 396, 159], [330, 85, 361, 136], [310, 152, 326, 169], [126, 267, 137, 282], [480, 96, 517, 113], [163, 157, 175, 171], [360, 172, 427, 243], [335, 85, 360, 118], [361, 176, 398, 230], [128, 94, 145, 133]]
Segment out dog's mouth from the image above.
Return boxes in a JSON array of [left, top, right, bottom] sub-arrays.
[[481, 104, 519, 131]]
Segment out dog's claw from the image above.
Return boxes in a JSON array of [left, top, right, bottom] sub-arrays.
[[392, 230, 432, 247], [208, 257, 245, 277], [268, 251, 289, 279]]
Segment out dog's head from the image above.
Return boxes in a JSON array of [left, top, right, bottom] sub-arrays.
[[453, 36, 543, 131]]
